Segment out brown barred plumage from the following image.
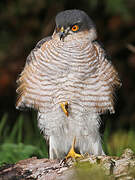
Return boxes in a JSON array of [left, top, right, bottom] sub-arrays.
[[16, 9, 121, 159]]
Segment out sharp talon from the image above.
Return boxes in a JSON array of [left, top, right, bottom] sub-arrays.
[[59, 159, 70, 167], [60, 101, 68, 116], [65, 137, 82, 160]]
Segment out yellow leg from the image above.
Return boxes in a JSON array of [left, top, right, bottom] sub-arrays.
[[66, 137, 82, 160], [60, 101, 68, 116]]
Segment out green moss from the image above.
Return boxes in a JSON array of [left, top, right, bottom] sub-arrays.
[[74, 161, 111, 180]]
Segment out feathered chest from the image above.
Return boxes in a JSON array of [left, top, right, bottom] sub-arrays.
[[16, 38, 121, 115], [37, 40, 98, 81]]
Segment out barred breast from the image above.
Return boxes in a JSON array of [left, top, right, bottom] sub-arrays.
[[17, 39, 120, 109], [16, 36, 120, 136]]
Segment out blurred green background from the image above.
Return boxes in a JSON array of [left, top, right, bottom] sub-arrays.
[[0, 0, 135, 165]]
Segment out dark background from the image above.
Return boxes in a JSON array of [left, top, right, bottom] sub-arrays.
[[0, 0, 135, 136]]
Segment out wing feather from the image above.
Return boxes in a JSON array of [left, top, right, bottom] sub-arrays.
[[93, 41, 121, 113], [16, 36, 52, 110]]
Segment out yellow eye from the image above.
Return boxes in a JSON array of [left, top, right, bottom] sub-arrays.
[[71, 25, 79, 32]]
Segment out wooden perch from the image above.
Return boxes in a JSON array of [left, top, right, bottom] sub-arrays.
[[0, 148, 135, 180]]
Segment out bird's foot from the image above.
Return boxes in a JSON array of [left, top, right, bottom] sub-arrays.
[[65, 137, 82, 160], [59, 137, 83, 166], [60, 101, 68, 116]]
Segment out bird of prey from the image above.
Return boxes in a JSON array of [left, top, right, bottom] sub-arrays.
[[16, 9, 121, 159]]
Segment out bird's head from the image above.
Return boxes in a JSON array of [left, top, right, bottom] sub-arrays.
[[54, 9, 97, 42]]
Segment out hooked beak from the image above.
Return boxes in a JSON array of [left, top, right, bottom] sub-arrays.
[[59, 26, 65, 40]]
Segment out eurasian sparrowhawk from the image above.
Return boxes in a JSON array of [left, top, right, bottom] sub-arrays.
[[16, 9, 121, 159]]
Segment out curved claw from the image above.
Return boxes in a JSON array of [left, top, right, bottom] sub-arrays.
[[66, 137, 82, 160], [60, 101, 68, 116]]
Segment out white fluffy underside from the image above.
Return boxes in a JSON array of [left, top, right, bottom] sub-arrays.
[[38, 108, 105, 159]]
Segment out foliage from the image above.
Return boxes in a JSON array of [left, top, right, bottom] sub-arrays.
[[106, 130, 135, 156], [0, 113, 48, 166], [0, 143, 44, 166], [103, 121, 135, 156]]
